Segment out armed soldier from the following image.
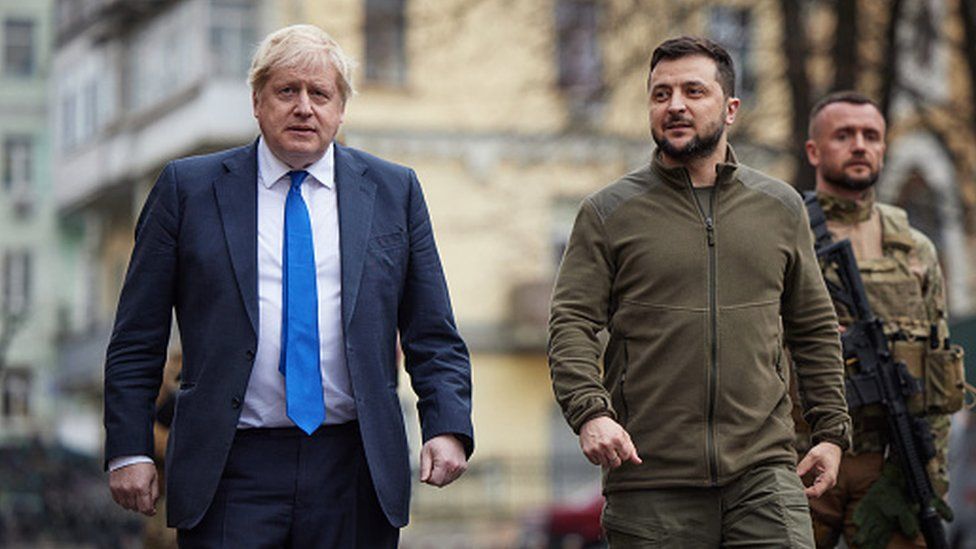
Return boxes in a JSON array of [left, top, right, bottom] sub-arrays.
[[800, 91, 966, 548]]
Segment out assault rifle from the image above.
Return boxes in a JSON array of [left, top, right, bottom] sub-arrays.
[[804, 194, 947, 549]]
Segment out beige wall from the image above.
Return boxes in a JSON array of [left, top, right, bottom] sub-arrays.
[[408, 153, 631, 325], [466, 353, 553, 459], [313, 0, 568, 134]]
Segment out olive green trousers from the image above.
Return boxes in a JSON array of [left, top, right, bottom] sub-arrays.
[[602, 463, 815, 548]]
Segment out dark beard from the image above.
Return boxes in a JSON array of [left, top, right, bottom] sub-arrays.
[[822, 167, 880, 192], [653, 122, 725, 162]]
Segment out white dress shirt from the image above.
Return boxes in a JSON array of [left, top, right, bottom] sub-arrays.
[[241, 137, 356, 428], [109, 138, 355, 471]]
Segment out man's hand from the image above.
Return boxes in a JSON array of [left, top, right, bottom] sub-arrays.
[[109, 462, 159, 516], [579, 416, 643, 469], [420, 434, 468, 487], [797, 441, 842, 497]]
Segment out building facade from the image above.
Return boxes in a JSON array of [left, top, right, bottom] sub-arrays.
[[0, 0, 56, 443]]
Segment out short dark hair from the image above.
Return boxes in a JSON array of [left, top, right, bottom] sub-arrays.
[[808, 91, 883, 138], [648, 36, 736, 98]]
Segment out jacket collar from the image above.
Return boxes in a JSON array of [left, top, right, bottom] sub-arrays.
[[650, 144, 739, 189]]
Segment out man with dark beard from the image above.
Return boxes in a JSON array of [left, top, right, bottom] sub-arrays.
[[548, 36, 851, 547], [799, 91, 964, 548]]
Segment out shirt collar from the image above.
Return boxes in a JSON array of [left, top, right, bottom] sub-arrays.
[[257, 137, 335, 190]]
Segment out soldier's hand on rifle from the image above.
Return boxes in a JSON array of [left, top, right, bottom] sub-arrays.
[[579, 415, 643, 469], [798, 441, 842, 497]]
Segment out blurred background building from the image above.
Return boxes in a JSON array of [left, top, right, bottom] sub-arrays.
[[0, 0, 55, 443], [0, 0, 972, 546]]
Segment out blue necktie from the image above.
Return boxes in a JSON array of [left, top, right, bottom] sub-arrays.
[[280, 170, 324, 434]]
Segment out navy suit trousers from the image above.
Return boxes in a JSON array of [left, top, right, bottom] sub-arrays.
[[176, 422, 397, 548]]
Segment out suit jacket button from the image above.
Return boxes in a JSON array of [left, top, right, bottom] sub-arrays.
[[231, 396, 242, 409], [245, 349, 255, 360]]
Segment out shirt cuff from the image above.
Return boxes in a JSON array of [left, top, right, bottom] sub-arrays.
[[108, 455, 154, 472]]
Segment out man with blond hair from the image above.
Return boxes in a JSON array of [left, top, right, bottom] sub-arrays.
[[104, 24, 473, 547]]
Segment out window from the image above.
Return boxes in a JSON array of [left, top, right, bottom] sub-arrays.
[[364, 0, 406, 85], [60, 93, 77, 152], [2, 368, 32, 419], [2, 250, 31, 316], [82, 81, 98, 140], [896, 169, 943, 249], [555, 0, 603, 102], [3, 19, 35, 77], [127, 1, 201, 113], [210, 0, 258, 78], [709, 7, 755, 100], [2, 136, 31, 191]]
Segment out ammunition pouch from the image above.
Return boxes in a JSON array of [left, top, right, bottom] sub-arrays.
[[924, 344, 965, 414], [892, 340, 926, 415], [890, 340, 964, 415]]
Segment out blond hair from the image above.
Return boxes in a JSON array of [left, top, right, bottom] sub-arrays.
[[248, 24, 356, 103]]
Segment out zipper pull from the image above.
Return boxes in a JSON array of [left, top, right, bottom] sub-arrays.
[[706, 217, 715, 246]]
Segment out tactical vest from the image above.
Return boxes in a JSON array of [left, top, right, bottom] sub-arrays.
[[821, 203, 964, 454]]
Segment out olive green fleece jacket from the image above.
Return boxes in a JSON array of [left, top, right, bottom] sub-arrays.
[[548, 147, 851, 491]]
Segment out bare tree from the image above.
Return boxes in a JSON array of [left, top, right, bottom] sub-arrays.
[[961, 0, 976, 134], [780, 0, 815, 190], [878, 0, 905, 121], [832, 0, 860, 91]]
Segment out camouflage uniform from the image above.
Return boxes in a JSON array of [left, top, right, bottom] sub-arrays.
[[797, 190, 965, 548]]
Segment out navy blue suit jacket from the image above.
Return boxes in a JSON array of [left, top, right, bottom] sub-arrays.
[[104, 141, 474, 529]]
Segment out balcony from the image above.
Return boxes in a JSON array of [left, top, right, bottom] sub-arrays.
[[54, 78, 254, 211], [53, 0, 261, 211], [56, 0, 178, 46]]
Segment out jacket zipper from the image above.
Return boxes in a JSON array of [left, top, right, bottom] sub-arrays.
[[687, 178, 719, 485]]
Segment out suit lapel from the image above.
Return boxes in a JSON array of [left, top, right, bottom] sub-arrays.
[[335, 144, 376, 330], [213, 141, 260, 337]]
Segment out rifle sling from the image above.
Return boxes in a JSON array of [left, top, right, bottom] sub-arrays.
[[803, 191, 834, 251]]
